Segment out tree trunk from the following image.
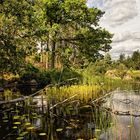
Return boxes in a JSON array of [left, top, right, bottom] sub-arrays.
[[45, 51, 48, 69], [50, 40, 56, 69]]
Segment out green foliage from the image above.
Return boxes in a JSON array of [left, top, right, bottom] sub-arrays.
[[130, 70, 140, 81], [131, 50, 140, 70], [37, 70, 52, 85], [0, 0, 44, 74], [20, 63, 39, 81], [38, 68, 82, 85], [20, 66, 82, 86], [80, 53, 112, 79], [0, 0, 113, 86], [115, 50, 140, 70], [43, 0, 112, 68]]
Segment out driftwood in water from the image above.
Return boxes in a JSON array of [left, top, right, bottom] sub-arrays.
[[0, 96, 28, 104], [91, 89, 117, 104], [49, 94, 78, 110], [0, 78, 78, 105], [104, 107, 140, 117]]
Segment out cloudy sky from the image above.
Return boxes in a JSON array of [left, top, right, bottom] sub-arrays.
[[87, 0, 140, 59]]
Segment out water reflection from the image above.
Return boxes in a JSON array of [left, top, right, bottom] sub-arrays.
[[0, 100, 111, 140], [101, 89, 140, 140], [0, 84, 140, 140]]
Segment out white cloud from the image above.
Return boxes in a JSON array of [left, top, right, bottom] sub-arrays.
[[89, 0, 140, 59], [87, 0, 140, 59], [101, 0, 138, 27], [113, 32, 140, 43]]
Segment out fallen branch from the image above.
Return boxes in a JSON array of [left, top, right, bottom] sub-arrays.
[[91, 89, 117, 104], [49, 94, 78, 110], [0, 96, 28, 104], [104, 107, 140, 117], [0, 78, 78, 105]]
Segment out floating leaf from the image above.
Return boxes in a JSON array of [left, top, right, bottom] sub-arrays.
[[56, 128, 63, 132], [66, 126, 72, 129], [2, 116, 8, 119], [19, 131, 28, 137], [39, 133, 47, 136], [70, 119, 75, 122], [3, 120, 8, 123], [23, 114, 29, 117], [12, 126, 18, 129], [25, 122, 31, 126], [13, 116, 20, 120], [13, 122, 21, 125], [23, 131, 28, 135], [15, 110, 19, 113], [27, 126, 35, 130], [16, 137, 24, 140], [32, 113, 37, 115], [95, 129, 101, 132], [33, 116, 37, 119], [20, 117, 25, 120]]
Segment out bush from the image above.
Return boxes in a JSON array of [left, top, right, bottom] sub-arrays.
[[20, 63, 39, 82], [56, 68, 82, 85], [19, 66, 82, 86]]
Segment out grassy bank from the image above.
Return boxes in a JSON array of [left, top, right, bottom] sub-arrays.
[[1, 66, 140, 104], [42, 76, 129, 105]]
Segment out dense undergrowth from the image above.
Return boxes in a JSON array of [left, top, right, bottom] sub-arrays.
[[0, 63, 140, 103]]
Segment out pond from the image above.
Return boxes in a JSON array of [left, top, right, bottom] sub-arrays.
[[100, 89, 140, 140], [0, 84, 140, 140]]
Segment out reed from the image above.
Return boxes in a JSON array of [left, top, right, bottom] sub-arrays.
[[45, 85, 103, 103]]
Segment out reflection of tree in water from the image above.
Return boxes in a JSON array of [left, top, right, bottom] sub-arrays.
[[52, 104, 112, 140], [0, 97, 112, 140], [119, 83, 140, 93], [132, 83, 140, 93], [100, 89, 140, 140]]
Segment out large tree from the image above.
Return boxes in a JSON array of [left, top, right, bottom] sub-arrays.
[[43, 0, 113, 69], [0, 0, 44, 74], [0, 0, 112, 75]]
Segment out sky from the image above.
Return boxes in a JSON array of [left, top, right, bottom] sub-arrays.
[[87, 0, 140, 59]]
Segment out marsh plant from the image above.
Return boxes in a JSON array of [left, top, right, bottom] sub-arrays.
[[0, 89, 113, 140]]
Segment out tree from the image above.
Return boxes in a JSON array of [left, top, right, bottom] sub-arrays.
[[120, 50, 140, 70], [119, 53, 125, 63], [0, 0, 113, 75], [104, 53, 112, 65], [43, 0, 113, 69], [131, 50, 140, 70], [0, 0, 44, 75]]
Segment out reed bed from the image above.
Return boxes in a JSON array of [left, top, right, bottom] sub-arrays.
[[45, 85, 103, 103]]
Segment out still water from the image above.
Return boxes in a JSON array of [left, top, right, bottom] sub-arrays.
[[101, 89, 140, 140], [0, 84, 140, 140]]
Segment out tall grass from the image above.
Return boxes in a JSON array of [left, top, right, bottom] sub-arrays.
[[46, 85, 103, 103]]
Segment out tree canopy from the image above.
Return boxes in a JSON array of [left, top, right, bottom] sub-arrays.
[[0, 0, 113, 74]]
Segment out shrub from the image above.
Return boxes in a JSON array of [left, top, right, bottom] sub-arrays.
[[20, 63, 39, 82], [19, 66, 82, 86]]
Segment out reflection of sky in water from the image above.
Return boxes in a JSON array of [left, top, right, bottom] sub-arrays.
[[101, 90, 140, 140], [33, 95, 47, 107]]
